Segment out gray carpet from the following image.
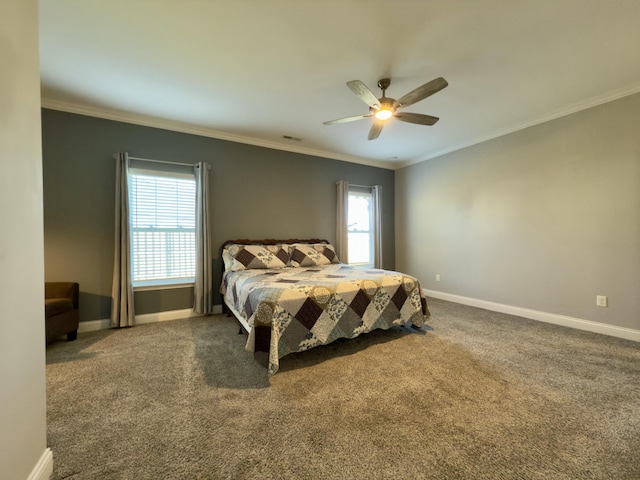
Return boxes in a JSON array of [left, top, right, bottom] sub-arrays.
[[46, 298, 640, 479]]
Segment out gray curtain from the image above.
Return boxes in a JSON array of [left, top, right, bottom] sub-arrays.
[[193, 162, 214, 314], [336, 180, 349, 264], [372, 185, 383, 268], [110, 152, 135, 327]]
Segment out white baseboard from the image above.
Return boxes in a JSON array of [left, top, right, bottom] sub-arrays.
[[424, 290, 640, 342], [27, 448, 53, 480], [78, 304, 223, 333]]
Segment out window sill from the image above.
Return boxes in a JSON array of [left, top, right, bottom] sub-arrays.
[[133, 281, 195, 292]]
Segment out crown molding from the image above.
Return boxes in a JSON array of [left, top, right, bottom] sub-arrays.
[[40, 98, 394, 170], [42, 81, 640, 172], [398, 82, 640, 169]]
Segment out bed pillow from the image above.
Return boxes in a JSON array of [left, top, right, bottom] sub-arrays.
[[289, 243, 340, 267], [223, 244, 290, 271]]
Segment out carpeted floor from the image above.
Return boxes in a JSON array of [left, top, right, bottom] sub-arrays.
[[46, 298, 640, 479]]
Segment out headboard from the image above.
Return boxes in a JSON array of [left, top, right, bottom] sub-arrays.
[[221, 238, 329, 250]]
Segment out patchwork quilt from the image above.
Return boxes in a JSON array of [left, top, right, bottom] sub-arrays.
[[221, 264, 430, 375]]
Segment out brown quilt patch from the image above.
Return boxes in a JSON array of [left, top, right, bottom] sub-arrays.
[[295, 298, 323, 330], [350, 289, 371, 317], [235, 248, 256, 267], [391, 285, 408, 310]]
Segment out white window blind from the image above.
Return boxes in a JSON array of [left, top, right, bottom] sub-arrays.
[[129, 170, 196, 286]]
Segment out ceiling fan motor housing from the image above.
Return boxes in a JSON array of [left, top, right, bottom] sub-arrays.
[[370, 97, 396, 113], [379, 98, 396, 108]]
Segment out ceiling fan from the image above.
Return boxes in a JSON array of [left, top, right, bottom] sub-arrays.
[[323, 77, 448, 140]]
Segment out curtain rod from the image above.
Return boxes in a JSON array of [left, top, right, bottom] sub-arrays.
[[114, 154, 210, 169]]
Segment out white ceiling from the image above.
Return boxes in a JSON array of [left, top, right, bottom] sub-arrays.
[[39, 1, 640, 169]]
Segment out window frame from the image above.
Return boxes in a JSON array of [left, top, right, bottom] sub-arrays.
[[128, 167, 197, 289], [347, 188, 375, 268]]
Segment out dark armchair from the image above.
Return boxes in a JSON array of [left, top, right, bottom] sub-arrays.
[[45, 282, 80, 344]]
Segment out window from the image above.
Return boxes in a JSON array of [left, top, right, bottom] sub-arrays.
[[128, 168, 196, 287], [336, 181, 382, 268], [347, 190, 374, 266]]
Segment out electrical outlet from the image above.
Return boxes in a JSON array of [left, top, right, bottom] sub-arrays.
[[596, 295, 608, 307], [435, 274, 441, 282]]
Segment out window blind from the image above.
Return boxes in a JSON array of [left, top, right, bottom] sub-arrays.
[[129, 172, 196, 285]]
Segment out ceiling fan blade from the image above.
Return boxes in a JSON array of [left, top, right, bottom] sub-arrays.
[[396, 77, 448, 109], [394, 112, 440, 126], [323, 113, 373, 125], [347, 80, 381, 108], [368, 120, 384, 140]]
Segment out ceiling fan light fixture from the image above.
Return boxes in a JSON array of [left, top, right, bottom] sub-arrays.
[[374, 108, 393, 120]]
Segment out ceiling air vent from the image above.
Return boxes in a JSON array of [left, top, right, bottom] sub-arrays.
[[282, 135, 303, 142]]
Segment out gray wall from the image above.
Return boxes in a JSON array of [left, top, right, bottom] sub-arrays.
[[42, 109, 395, 321], [396, 93, 640, 331]]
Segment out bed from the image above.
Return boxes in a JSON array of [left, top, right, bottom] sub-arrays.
[[220, 239, 431, 375]]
